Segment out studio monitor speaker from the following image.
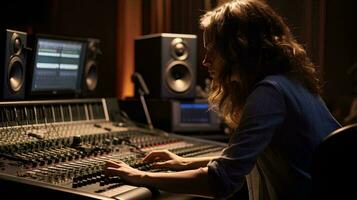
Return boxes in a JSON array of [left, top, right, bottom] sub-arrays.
[[0, 29, 27, 100], [82, 38, 101, 97], [135, 33, 197, 99]]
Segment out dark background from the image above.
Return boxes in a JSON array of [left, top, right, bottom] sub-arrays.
[[1, 0, 356, 123], [0, 0, 118, 98]]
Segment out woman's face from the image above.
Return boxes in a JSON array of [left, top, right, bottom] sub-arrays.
[[202, 31, 241, 82], [202, 33, 225, 81]]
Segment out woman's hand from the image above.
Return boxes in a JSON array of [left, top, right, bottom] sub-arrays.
[[143, 150, 190, 171], [105, 159, 146, 185]]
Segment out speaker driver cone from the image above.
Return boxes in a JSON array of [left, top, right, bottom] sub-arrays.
[[165, 61, 192, 93], [85, 60, 98, 91], [8, 56, 24, 93]]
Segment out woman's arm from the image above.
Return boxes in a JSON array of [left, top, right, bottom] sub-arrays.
[[143, 150, 219, 170], [143, 167, 212, 196], [105, 160, 214, 197], [176, 156, 219, 169]]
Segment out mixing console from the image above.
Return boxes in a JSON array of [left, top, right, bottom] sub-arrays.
[[0, 98, 225, 200]]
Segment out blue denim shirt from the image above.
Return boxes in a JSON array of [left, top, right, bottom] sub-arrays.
[[207, 75, 341, 199]]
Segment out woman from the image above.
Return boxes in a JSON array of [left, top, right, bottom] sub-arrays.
[[105, 0, 340, 199]]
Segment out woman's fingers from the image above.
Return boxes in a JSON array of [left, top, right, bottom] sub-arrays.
[[143, 150, 165, 160], [152, 160, 172, 168], [152, 160, 183, 171], [105, 160, 131, 176], [105, 167, 120, 176], [105, 152, 180, 172], [143, 150, 170, 162], [106, 159, 120, 167]]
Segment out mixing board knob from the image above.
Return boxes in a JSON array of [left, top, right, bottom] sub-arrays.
[[72, 135, 82, 147], [72, 182, 78, 188], [38, 158, 46, 166], [112, 137, 119, 145], [53, 155, 60, 163], [103, 139, 111, 145], [73, 152, 80, 159], [7, 144, 18, 153], [25, 142, 36, 152], [31, 159, 38, 167], [113, 122, 125, 127]]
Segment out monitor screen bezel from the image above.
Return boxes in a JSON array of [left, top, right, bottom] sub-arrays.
[[28, 34, 87, 98]]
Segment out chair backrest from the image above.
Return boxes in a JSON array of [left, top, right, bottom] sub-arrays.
[[312, 123, 357, 200]]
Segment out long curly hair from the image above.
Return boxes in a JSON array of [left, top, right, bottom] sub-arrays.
[[200, 0, 321, 129]]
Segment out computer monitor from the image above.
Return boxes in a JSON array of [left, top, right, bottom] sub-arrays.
[[30, 35, 87, 97]]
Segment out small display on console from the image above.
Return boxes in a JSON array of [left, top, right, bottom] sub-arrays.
[[180, 103, 210, 124]]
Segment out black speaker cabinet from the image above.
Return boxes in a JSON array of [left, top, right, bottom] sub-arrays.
[[82, 38, 101, 97], [0, 29, 27, 100], [135, 33, 197, 99]]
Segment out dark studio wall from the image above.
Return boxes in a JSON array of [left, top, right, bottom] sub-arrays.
[[0, 0, 117, 98], [323, 0, 357, 121], [268, 0, 357, 102], [269, 0, 357, 122]]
